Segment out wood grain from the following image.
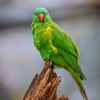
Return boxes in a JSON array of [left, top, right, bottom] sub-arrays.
[[23, 60, 69, 100]]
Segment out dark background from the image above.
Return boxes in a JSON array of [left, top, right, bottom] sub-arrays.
[[0, 0, 100, 100]]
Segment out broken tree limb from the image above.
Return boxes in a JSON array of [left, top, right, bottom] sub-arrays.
[[23, 60, 69, 100]]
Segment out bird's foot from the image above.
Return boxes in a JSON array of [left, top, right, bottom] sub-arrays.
[[44, 60, 55, 69]]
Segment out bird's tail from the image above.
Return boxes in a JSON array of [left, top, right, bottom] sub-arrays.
[[69, 67, 88, 100]]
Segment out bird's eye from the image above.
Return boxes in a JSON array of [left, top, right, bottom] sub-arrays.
[[45, 13, 48, 15], [35, 13, 37, 15]]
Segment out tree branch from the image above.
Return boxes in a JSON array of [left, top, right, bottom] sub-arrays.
[[23, 60, 69, 100]]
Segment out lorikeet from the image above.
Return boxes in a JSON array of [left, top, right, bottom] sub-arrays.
[[31, 8, 88, 100]]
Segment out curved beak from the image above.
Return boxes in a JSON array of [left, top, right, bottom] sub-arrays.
[[39, 13, 44, 22]]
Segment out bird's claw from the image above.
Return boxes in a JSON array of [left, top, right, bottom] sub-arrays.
[[44, 60, 55, 69]]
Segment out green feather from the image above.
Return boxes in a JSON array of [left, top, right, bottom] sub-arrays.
[[68, 67, 88, 100], [31, 7, 88, 100]]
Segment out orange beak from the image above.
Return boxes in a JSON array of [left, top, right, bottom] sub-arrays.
[[39, 13, 44, 22]]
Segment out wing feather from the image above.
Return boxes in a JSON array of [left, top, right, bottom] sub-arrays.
[[51, 23, 86, 79]]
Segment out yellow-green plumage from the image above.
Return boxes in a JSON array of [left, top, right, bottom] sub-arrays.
[[31, 8, 88, 100]]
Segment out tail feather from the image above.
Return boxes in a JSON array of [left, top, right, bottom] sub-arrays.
[[69, 68, 88, 100]]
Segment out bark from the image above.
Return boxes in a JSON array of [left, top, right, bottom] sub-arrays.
[[23, 60, 69, 100]]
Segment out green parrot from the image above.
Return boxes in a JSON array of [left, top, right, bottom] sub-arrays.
[[31, 8, 88, 100]]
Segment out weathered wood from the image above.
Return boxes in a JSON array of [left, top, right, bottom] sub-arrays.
[[23, 60, 69, 100]]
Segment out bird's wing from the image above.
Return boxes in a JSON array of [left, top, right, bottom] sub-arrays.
[[51, 23, 80, 60], [51, 23, 85, 79]]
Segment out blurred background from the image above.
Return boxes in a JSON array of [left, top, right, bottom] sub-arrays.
[[0, 0, 100, 100]]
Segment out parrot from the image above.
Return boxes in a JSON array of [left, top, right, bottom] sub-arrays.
[[31, 7, 88, 100]]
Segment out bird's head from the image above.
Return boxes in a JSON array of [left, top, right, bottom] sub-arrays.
[[31, 8, 52, 27]]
